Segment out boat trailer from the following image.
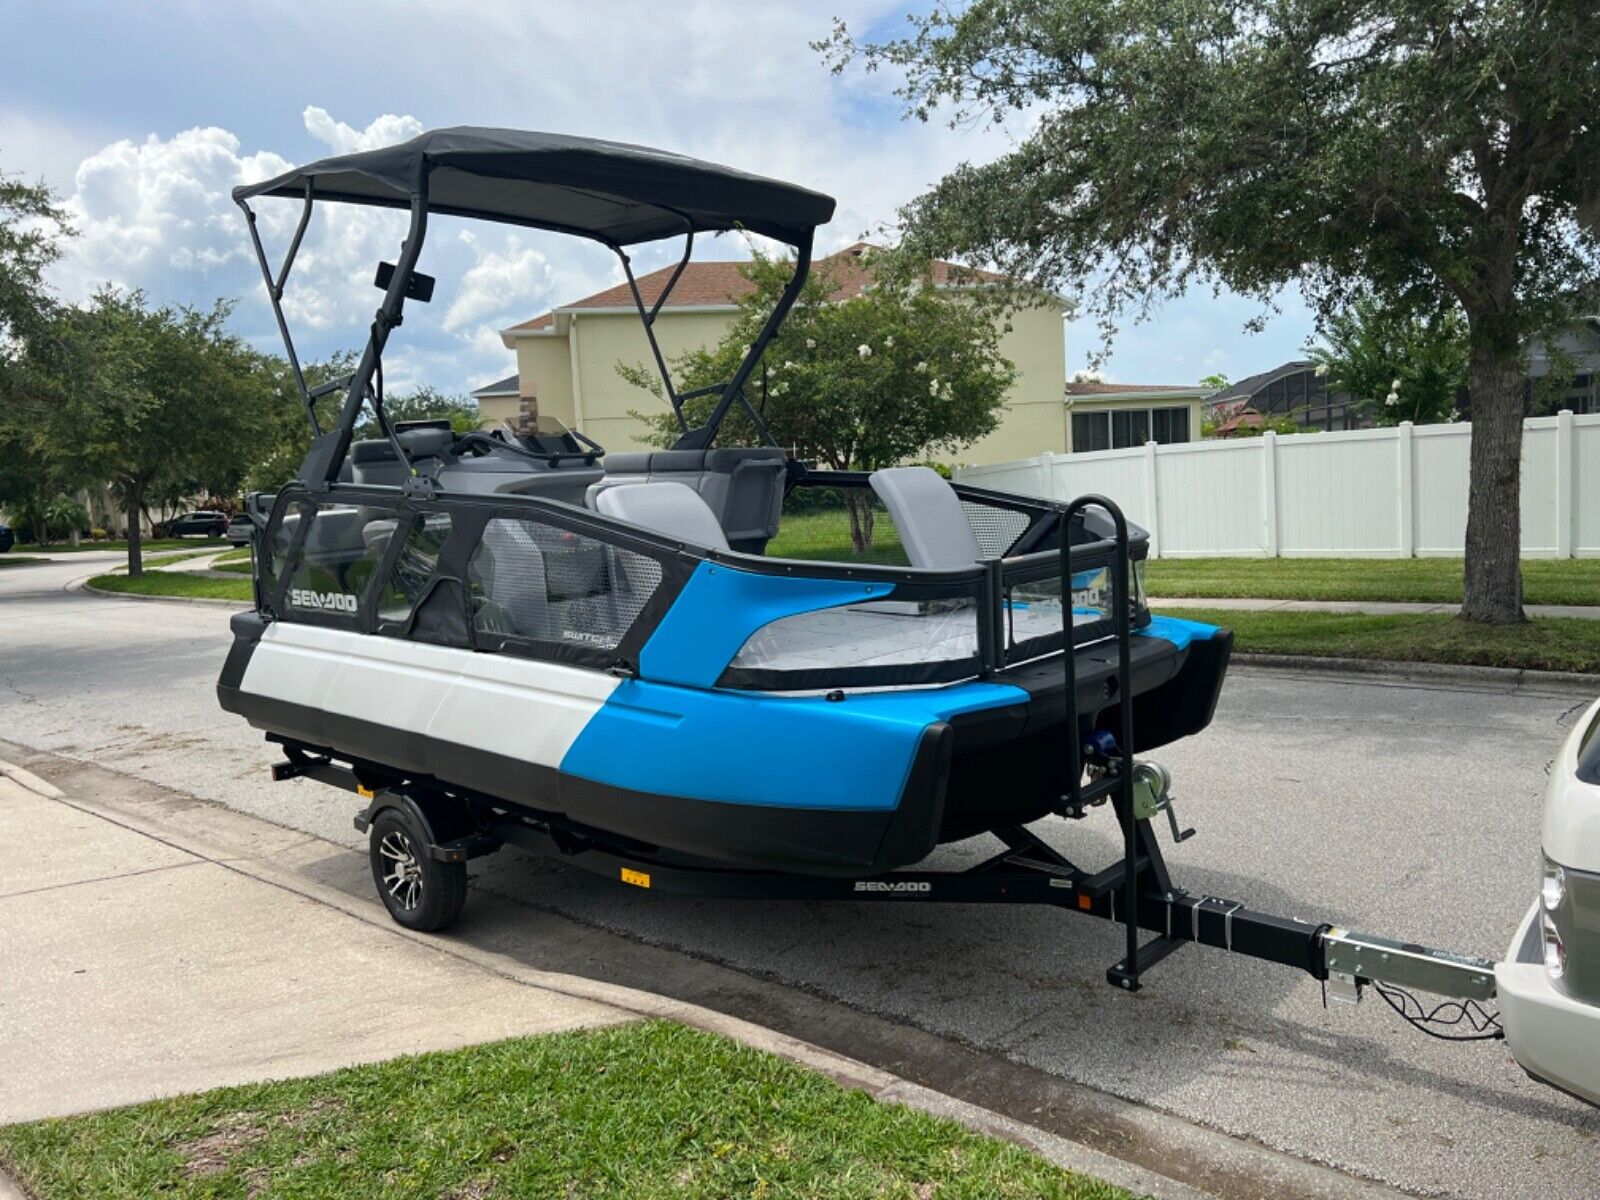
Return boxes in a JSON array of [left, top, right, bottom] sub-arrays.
[[269, 736, 1501, 1042]]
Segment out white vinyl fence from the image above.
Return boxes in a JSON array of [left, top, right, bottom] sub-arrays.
[[956, 411, 1600, 558]]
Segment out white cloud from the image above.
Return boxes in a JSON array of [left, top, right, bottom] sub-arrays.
[[39, 111, 541, 391], [442, 234, 554, 333], [50, 127, 279, 299], [302, 107, 423, 155]]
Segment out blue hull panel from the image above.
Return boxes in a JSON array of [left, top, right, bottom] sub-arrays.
[[561, 677, 1028, 812]]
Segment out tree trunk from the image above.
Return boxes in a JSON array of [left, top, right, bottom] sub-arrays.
[[125, 478, 145, 580], [1461, 347, 1525, 624], [843, 491, 876, 555]]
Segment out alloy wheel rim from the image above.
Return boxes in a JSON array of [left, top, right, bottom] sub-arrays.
[[379, 830, 424, 911]]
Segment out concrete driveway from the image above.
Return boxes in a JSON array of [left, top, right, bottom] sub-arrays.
[[2, 557, 1596, 1198]]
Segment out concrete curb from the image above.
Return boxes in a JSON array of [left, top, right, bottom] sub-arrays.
[[1234, 651, 1600, 694], [0, 756, 1218, 1200]]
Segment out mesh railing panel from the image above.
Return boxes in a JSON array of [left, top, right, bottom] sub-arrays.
[[468, 516, 662, 651], [959, 499, 1031, 558]]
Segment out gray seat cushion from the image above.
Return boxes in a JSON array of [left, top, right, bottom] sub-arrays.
[[597, 447, 786, 553], [595, 481, 730, 552], [869, 466, 983, 569], [601, 452, 652, 475]]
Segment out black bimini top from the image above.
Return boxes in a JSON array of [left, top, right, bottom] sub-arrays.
[[232, 126, 835, 247]]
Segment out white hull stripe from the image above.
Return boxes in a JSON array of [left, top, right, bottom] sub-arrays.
[[238, 623, 620, 770]]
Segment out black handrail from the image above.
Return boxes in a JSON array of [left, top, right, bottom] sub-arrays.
[[1057, 495, 1138, 982]]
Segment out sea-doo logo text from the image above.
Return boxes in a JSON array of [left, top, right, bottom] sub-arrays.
[[290, 589, 358, 613], [853, 881, 932, 894]]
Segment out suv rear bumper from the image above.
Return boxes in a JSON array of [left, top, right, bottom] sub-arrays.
[[1497, 900, 1600, 1106]]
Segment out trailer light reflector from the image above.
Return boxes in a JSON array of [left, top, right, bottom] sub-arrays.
[[357, 784, 375, 800], [621, 868, 651, 889], [1077, 893, 1092, 911]]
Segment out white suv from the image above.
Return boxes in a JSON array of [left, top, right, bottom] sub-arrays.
[[1497, 696, 1600, 1105]]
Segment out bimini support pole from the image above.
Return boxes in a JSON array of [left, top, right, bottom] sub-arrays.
[[239, 180, 315, 427], [299, 181, 430, 488], [674, 230, 813, 452], [619, 230, 694, 434]]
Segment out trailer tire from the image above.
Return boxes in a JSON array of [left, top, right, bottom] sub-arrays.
[[368, 808, 468, 932]]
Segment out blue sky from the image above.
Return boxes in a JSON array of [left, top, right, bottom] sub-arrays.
[[0, 1, 1316, 396]]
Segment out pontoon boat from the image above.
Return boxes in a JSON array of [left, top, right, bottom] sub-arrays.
[[219, 132, 1600, 1110], [218, 128, 1230, 909]]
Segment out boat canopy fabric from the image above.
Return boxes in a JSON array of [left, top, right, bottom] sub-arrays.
[[233, 127, 836, 247]]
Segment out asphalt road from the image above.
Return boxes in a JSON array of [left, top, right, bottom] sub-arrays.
[[3, 554, 1597, 1198]]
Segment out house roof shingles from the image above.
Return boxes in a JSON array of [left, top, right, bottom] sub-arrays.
[[506, 242, 1006, 333], [470, 373, 520, 398]]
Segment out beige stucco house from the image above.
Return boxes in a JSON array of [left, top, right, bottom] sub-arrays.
[[479, 243, 1071, 466]]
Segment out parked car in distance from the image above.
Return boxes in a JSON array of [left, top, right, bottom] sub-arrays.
[[155, 510, 228, 539], [0, 524, 13, 553], [226, 513, 254, 545]]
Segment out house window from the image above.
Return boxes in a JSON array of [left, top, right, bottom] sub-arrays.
[[1071, 405, 1192, 453], [1151, 407, 1190, 444], [1112, 409, 1149, 448], [1071, 411, 1111, 452]]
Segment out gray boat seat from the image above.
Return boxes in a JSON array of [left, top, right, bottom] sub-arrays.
[[596, 447, 785, 553], [360, 516, 401, 558], [300, 505, 367, 563], [595, 481, 729, 552], [348, 427, 455, 488], [868, 466, 983, 569]]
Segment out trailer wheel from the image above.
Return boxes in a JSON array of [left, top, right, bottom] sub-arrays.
[[368, 808, 468, 932]]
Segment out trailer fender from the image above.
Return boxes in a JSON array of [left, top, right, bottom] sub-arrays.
[[354, 788, 499, 864]]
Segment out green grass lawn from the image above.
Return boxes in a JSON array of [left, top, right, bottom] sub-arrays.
[[1145, 557, 1600, 606], [0, 555, 46, 567], [1184, 607, 1600, 674], [768, 508, 908, 564], [86, 571, 252, 602], [0, 1023, 1128, 1200], [214, 559, 253, 574], [13, 538, 201, 555]]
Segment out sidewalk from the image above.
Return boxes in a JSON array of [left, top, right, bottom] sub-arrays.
[[1151, 595, 1600, 620], [0, 766, 628, 1125]]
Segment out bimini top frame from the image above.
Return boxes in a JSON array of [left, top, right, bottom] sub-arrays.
[[233, 127, 837, 485]]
